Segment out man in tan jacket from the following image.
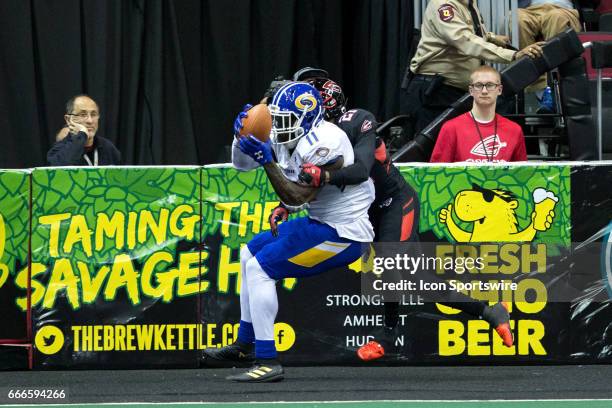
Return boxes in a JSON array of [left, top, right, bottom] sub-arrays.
[[518, 0, 581, 111], [403, 0, 543, 133]]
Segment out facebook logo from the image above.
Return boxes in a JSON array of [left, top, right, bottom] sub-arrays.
[[277, 329, 285, 344]]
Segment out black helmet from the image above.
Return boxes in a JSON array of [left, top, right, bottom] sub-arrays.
[[307, 77, 347, 121], [292, 66, 329, 81]]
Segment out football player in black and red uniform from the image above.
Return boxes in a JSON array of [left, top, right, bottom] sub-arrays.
[[291, 68, 513, 361]]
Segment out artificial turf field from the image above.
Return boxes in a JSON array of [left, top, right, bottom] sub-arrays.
[[1, 365, 611, 407]]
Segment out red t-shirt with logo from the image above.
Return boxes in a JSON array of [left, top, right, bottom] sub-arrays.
[[430, 113, 527, 163]]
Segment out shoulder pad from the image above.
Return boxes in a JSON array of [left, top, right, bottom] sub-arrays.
[[337, 109, 377, 134], [297, 123, 346, 165]]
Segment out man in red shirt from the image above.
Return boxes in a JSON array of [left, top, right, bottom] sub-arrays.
[[430, 66, 527, 163]]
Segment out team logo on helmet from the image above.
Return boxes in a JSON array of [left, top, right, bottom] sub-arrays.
[[295, 93, 318, 112], [322, 80, 342, 94], [308, 77, 347, 121]]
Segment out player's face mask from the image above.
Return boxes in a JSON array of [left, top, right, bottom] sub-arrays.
[[269, 105, 306, 149]]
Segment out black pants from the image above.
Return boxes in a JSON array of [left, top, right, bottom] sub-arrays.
[[370, 186, 419, 244], [400, 75, 466, 135], [372, 184, 486, 328], [370, 185, 420, 328]]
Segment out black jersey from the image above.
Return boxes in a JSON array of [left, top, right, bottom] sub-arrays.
[[330, 108, 405, 204]]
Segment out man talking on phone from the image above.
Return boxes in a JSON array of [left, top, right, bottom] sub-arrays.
[[47, 94, 121, 166]]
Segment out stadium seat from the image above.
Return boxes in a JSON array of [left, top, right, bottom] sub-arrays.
[[375, 115, 412, 158], [579, 34, 612, 158], [589, 80, 612, 157], [576, 0, 600, 30], [577, 32, 612, 79], [596, 0, 612, 14], [600, 13, 612, 31]]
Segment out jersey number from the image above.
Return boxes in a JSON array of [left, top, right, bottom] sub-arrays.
[[304, 132, 319, 146], [338, 109, 358, 123]]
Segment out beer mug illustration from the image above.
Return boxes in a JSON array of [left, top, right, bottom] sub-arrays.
[[532, 188, 558, 231]]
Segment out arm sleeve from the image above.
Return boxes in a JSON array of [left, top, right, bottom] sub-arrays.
[[431, 6, 515, 63], [46, 131, 88, 166], [328, 132, 376, 187], [231, 137, 260, 171], [429, 122, 456, 163]]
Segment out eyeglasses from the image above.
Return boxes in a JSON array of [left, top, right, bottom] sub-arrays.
[[469, 82, 500, 91], [68, 112, 100, 120]]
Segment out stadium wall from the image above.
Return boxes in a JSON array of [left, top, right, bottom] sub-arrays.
[[0, 164, 610, 369]]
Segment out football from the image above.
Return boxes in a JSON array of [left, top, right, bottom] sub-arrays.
[[239, 104, 272, 142]]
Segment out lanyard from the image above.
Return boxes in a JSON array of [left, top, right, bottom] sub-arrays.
[[470, 112, 497, 162], [83, 149, 98, 166]]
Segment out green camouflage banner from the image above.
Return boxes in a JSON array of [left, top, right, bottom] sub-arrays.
[[30, 167, 201, 368], [199, 166, 300, 353], [0, 170, 30, 342], [396, 164, 572, 361], [399, 164, 570, 246], [200, 164, 579, 364], [1, 163, 610, 369]]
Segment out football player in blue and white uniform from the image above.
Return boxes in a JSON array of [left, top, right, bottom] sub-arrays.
[[203, 82, 374, 382]]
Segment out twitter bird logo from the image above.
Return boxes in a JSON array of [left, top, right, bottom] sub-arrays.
[[35, 326, 64, 355]]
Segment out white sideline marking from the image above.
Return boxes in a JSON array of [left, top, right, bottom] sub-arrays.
[[2, 398, 612, 407]]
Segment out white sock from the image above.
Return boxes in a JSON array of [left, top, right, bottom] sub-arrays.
[[245, 256, 278, 341], [239, 245, 254, 323]]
